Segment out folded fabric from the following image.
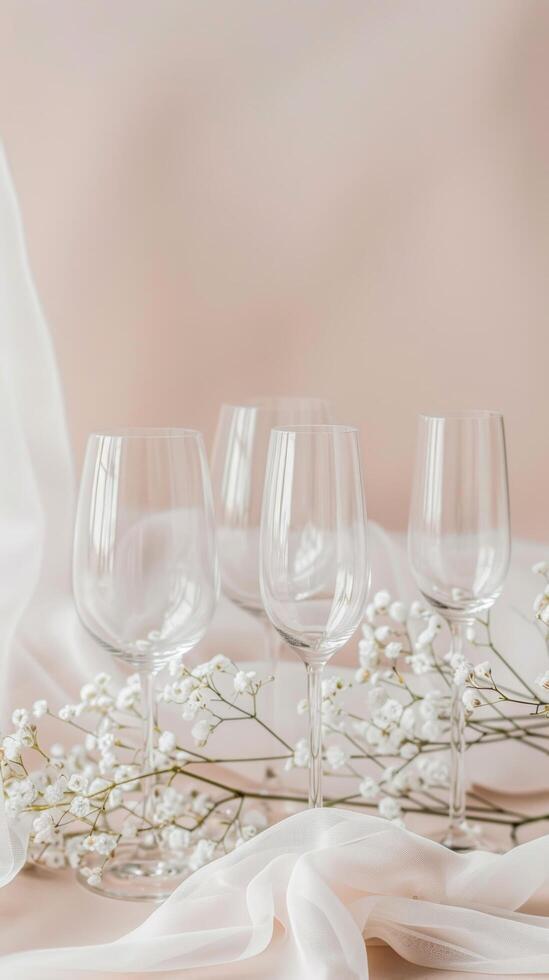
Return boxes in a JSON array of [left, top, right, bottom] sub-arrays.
[[2, 807, 549, 978]]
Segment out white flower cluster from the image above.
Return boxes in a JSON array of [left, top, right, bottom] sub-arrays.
[[533, 562, 549, 627], [1, 662, 270, 878], [3, 567, 549, 876], [160, 653, 270, 747]]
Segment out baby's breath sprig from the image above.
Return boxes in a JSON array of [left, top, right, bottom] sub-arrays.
[[3, 560, 549, 879]]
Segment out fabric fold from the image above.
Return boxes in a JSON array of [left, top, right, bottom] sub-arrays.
[[2, 809, 549, 977]]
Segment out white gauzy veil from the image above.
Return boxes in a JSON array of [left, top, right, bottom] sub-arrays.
[[0, 145, 74, 707], [0, 144, 113, 884], [0, 145, 116, 720], [0, 142, 75, 882]]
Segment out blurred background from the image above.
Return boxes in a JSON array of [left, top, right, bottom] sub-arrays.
[[0, 0, 547, 538]]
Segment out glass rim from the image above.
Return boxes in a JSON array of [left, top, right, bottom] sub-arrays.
[[219, 395, 331, 411], [87, 427, 203, 440], [270, 423, 358, 434], [418, 410, 503, 421]]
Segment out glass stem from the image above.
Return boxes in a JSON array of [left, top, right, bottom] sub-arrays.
[[263, 618, 281, 678], [448, 621, 467, 835], [306, 662, 324, 808], [139, 669, 156, 775]]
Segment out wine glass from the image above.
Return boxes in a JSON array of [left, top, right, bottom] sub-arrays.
[[211, 397, 333, 669], [408, 411, 511, 851], [73, 428, 218, 899], [260, 425, 369, 807]]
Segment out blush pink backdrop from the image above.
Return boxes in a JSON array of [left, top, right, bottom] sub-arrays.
[[0, 0, 547, 537]]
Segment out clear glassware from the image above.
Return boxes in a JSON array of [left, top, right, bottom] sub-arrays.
[[260, 425, 369, 807], [73, 428, 219, 899], [408, 411, 511, 851], [211, 397, 333, 670]]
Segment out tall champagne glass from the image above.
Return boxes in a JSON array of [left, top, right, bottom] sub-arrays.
[[260, 425, 368, 807], [211, 397, 333, 671], [73, 428, 218, 899], [408, 411, 510, 851]]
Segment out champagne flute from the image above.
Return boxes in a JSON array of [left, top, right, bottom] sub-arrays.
[[73, 428, 218, 899], [211, 397, 333, 670], [260, 425, 368, 807], [408, 411, 510, 851]]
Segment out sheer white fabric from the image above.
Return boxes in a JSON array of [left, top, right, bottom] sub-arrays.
[[2, 141, 549, 975], [3, 808, 549, 977]]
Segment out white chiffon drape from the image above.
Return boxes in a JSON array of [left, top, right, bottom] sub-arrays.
[[2, 142, 549, 976]]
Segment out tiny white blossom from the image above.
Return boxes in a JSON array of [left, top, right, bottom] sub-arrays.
[[113, 766, 139, 790], [2, 735, 22, 761], [120, 817, 140, 839], [80, 683, 97, 704], [463, 688, 483, 710], [285, 737, 310, 770], [473, 661, 492, 681], [70, 796, 93, 818], [94, 833, 117, 855], [367, 687, 388, 712], [365, 603, 376, 624], [389, 601, 408, 623], [410, 600, 427, 618], [384, 642, 402, 661], [33, 813, 54, 834], [407, 650, 434, 674], [89, 776, 110, 795], [81, 866, 103, 887], [419, 698, 438, 721], [32, 699, 48, 718], [44, 778, 66, 805], [116, 687, 138, 711], [233, 670, 257, 695], [321, 676, 339, 698], [58, 705, 78, 721], [68, 773, 89, 793], [158, 730, 177, 754], [191, 719, 212, 745], [297, 698, 308, 715], [374, 626, 392, 645], [325, 744, 349, 770], [378, 796, 401, 820], [373, 590, 391, 613], [416, 627, 436, 649], [358, 641, 378, 670], [400, 705, 416, 734], [43, 850, 65, 870], [188, 838, 216, 871], [532, 561, 549, 575], [378, 698, 403, 724], [11, 708, 29, 728], [105, 787, 122, 809], [167, 827, 191, 850], [421, 719, 442, 742], [359, 776, 379, 800]]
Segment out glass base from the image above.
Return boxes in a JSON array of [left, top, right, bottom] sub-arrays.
[[436, 822, 502, 853], [77, 845, 189, 902]]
